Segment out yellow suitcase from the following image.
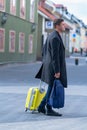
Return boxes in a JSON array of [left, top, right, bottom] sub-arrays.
[[25, 87, 46, 112]]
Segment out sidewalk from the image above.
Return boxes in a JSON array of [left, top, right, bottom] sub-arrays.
[[0, 59, 87, 130], [0, 84, 87, 130]]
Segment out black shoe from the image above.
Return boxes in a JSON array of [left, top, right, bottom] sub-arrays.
[[46, 109, 62, 116], [38, 107, 46, 114]]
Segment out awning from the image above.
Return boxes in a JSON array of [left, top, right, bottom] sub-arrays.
[[64, 23, 73, 30], [38, 6, 56, 21]]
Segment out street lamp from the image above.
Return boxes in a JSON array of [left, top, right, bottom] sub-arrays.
[[31, 23, 36, 32], [1, 12, 7, 25]]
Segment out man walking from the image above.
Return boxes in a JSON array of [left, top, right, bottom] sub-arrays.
[[35, 18, 67, 116]]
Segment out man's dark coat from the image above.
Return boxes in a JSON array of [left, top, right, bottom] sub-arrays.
[[35, 30, 67, 88]]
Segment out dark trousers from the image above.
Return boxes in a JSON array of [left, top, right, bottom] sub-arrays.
[[39, 85, 53, 109]]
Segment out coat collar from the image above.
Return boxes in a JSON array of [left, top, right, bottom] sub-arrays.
[[54, 30, 65, 49]]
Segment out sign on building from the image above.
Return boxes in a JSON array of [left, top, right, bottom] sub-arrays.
[[45, 21, 53, 29], [72, 33, 76, 38], [72, 33, 76, 42]]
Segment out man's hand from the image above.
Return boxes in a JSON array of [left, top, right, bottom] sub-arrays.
[[54, 73, 60, 78]]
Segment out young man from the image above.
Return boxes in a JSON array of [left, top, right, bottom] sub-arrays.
[[35, 18, 67, 116]]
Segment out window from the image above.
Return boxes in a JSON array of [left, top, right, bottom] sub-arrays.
[[19, 32, 25, 53], [9, 30, 15, 52], [30, 0, 35, 22], [28, 35, 33, 54], [0, 28, 5, 52], [10, 0, 16, 15], [0, 0, 5, 12], [20, 0, 26, 19]]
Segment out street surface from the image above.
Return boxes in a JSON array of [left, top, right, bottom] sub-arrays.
[[0, 56, 87, 130]]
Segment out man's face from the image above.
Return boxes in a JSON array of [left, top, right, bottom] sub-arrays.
[[56, 21, 65, 32]]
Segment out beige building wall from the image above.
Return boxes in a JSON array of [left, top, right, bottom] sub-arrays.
[[80, 27, 85, 49]]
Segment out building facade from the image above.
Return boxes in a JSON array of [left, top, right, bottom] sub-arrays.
[[37, 0, 72, 59], [37, 0, 87, 59], [0, 0, 38, 63]]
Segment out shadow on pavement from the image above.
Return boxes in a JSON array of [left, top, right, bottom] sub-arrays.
[[0, 92, 87, 123]]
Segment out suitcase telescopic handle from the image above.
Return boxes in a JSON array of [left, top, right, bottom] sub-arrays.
[[39, 80, 45, 93]]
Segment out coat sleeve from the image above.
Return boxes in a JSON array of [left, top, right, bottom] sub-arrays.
[[51, 38, 60, 73]]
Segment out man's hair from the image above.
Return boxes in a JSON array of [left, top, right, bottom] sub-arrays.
[[53, 18, 64, 28]]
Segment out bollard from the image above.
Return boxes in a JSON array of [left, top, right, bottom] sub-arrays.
[[75, 58, 79, 65], [85, 57, 87, 63]]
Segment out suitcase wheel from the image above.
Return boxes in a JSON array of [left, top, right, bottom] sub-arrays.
[[31, 110, 35, 114], [25, 108, 28, 112]]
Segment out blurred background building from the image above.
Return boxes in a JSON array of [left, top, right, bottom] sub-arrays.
[[0, 0, 38, 63], [0, 0, 87, 63], [37, 0, 87, 59]]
